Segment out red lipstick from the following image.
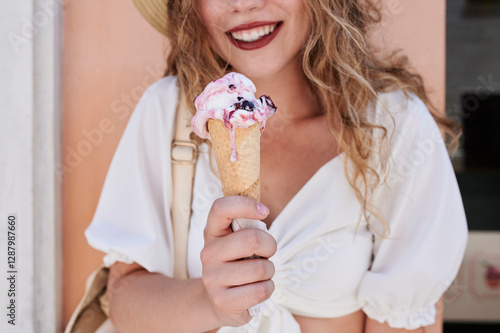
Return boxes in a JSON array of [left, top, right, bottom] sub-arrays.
[[226, 21, 283, 51]]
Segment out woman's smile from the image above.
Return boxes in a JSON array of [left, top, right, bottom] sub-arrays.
[[199, 0, 311, 78], [226, 21, 283, 50]]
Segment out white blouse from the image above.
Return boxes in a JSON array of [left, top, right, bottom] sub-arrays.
[[85, 76, 468, 332]]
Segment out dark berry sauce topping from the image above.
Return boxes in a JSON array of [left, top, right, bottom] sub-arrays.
[[242, 100, 255, 110], [260, 95, 276, 111], [232, 100, 255, 112]]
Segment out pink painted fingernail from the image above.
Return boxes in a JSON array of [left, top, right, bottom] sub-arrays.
[[256, 203, 269, 216]]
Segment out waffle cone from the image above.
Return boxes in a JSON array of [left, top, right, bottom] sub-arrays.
[[208, 119, 260, 201]]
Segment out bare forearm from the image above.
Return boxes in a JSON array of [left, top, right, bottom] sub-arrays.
[[108, 270, 220, 333]]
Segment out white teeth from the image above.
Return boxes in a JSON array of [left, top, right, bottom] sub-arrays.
[[230, 24, 278, 42]]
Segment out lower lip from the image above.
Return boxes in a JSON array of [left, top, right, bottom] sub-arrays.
[[227, 23, 282, 51]]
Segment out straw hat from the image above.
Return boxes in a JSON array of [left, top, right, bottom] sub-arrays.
[[132, 0, 168, 36]]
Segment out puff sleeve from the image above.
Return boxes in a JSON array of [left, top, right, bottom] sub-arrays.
[[84, 77, 179, 277], [357, 92, 468, 329]]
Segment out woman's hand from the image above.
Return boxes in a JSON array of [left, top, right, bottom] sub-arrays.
[[201, 196, 277, 327]]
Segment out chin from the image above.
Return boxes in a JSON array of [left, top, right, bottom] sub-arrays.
[[229, 59, 291, 81]]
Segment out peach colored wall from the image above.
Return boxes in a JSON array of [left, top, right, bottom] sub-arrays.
[[61, 0, 168, 324], [61, 0, 446, 325], [374, 0, 446, 110]]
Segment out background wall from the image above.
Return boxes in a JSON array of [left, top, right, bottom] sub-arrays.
[[373, 0, 446, 111], [61, 0, 168, 324], [62, 0, 446, 325]]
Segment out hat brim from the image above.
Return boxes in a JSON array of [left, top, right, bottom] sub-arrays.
[[132, 0, 168, 36]]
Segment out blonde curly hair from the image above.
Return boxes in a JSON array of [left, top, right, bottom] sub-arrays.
[[163, 0, 461, 233]]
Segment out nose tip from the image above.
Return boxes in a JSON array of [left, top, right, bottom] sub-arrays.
[[230, 0, 265, 13]]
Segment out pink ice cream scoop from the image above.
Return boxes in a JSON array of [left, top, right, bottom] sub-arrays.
[[192, 72, 276, 162]]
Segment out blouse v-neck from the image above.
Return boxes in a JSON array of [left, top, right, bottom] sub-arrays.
[[266, 152, 346, 233]]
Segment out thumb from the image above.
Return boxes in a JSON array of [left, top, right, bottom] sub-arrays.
[[205, 196, 270, 238]]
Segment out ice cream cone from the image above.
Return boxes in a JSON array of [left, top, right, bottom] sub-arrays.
[[208, 119, 260, 201]]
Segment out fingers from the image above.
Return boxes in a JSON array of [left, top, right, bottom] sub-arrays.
[[225, 279, 275, 310], [201, 196, 275, 327], [206, 196, 270, 238], [203, 259, 275, 289], [208, 279, 275, 325], [201, 228, 277, 263]]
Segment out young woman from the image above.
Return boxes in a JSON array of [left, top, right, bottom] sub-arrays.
[[85, 0, 468, 332]]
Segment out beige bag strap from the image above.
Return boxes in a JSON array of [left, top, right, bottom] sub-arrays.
[[65, 89, 197, 332], [170, 90, 198, 280]]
